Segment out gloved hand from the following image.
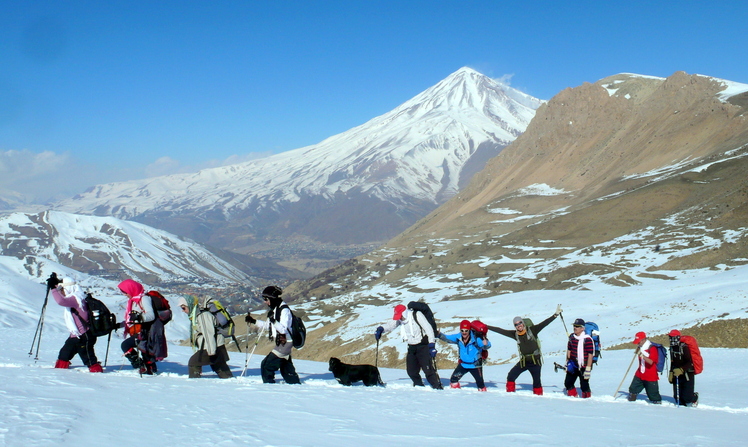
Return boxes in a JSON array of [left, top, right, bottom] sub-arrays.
[[668, 371, 674, 384], [672, 367, 684, 377], [583, 368, 591, 380], [46, 273, 61, 291], [555, 303, 563, 317], [245, 314, 256, 325], [375, 326, 384, 341], [428, 343, 437, 358], [129, 311, 143, 323]]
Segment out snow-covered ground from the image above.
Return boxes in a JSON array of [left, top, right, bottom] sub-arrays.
[[2, 281, 747, 446]]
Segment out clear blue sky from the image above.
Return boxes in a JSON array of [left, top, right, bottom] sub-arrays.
[[1, 1, 746, 203]]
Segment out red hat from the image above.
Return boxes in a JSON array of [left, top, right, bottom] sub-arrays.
[[393, 304, 407, 320], [632, 331, 647, 344], [669, 329, 681, 337], [460, 320, 471, 331]]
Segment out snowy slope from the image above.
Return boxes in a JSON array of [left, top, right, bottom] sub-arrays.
[[55, 67, 542, 218], [0, 210, 253, 285], [1, 270, 746, 446]]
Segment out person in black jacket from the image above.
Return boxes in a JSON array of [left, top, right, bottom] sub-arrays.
[[669, 329, 699, 407], [486, 305, 561, 395]]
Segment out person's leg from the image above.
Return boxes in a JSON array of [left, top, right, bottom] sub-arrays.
[[528, 363, 543, 395], [450, 364, 468, 388], [505, 363, 525, 392], [406, 345, 425, 386], [279, 357, 301, 384], [467, 367, 485, 389], [643, 380, 662, 403], [564, 371, 579, 396], [416, 345, 442, 389], [261, 352, 282, 383]]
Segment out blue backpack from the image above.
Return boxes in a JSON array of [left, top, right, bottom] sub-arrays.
[[650, 342, 668, 373], [584, 321, 602, 364]]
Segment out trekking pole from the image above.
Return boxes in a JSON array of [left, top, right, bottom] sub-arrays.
[[241, 321, 264, 377], [673, 376, 680, 407], [29, 275, 56, 359], [104, 331, 112, 367], [559, 310, 569, 337], [613, 347, 640, 399], [375, 338, 380, 368]]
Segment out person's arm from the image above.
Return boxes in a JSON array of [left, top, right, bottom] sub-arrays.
[[485, 324, 515, 338], [533, 313, 558, 333], [584, 338, 594, 369]]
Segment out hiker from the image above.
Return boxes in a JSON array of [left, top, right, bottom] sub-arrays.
[[245, 286, 301, 384], [439, 319, 491, 391], [49, 276, 103, 373], [669, 329, 700, 407], [183, 296, 233, 379], [564, 318, 594, 398], [374, 303, 443, 389], [627, 331, 662, 404], [118, 279, 158, 375], [486, 305, 562, 395]]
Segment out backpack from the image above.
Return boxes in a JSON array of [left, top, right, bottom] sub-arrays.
[[407, 301, 438, 339], [74, 293, 118, 338], [279, 304, 307, 349], [680, 335, 703, 374], [650, 342, 668, 373], [205, 298, 235, 338], [583, 321, 602, 363], [471, 320, 489, 365], [515, 318, 542, 365], [146, 290, 172, 324]]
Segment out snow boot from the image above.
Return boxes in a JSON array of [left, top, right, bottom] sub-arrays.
[[450, 382, 461, 389], [189, 366, 202, 378], [506, 381, 516, 392], [533, 387, 543, 396], [687, 392, 699, 407], [140, 361, 157, 375], [627, 393, 637, 402], [566, 388, 578, 397], [582, 391, 592, 399], [54, 359, 70, 369], [88, 363, 103, 373], [478, 387, 487, 392], [651, 400, 662, 405], [124, 348, 142, 370]]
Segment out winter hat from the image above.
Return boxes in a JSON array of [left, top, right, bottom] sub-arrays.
[[262, 285, 282, 299], [512, 316, 524, 326], [393, 304, 407, 320], [460, 320, 471, 331], [669, 329, 681, 337], [632, 331, 647, 345], [118, 279, 144, 298], [573, 318, 585, 327], [177, 297, 188, 309], [61, 277, 77, 288]]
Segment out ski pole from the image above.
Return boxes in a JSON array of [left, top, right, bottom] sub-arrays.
[[29, 276, 55, 359], [241, 321, 263, 377], [104, 331, 112, 367], [613, 347, 640, 399], [375, 338, 379, 368], [559, 310, 569, 337]]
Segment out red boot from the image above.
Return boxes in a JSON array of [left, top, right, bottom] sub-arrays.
[[478, 387, 487, 392], [533, 387, 543, 396], [566, 388, 578, 397], [88, 363, 103, 373], [54, 360, 70, 369], [450, 382, 461, 389], [506, 381, 516, 392], [582, 391, 592, 399]]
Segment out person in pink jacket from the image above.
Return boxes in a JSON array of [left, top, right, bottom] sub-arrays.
[[49, 276, 103, 372], [118, 279, 157, 375], [627, 331, 662, 404]]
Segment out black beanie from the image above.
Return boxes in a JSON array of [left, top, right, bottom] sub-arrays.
[[262, 285, 282, 299]]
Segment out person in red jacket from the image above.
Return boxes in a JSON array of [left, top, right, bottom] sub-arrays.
[[627, 331, 662, 404]]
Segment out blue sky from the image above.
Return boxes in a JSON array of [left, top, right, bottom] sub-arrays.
[[1, 1, 746, 203]]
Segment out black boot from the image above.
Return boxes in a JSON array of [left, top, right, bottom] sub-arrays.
[[124, 348, 142, 370], [627, 393, 637, 402]]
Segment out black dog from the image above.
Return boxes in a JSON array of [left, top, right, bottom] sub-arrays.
[[328, 357, 384, 387]]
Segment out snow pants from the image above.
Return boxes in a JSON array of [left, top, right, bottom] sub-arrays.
[[261, 352, 301, 384], [672, 373, 696, 406], [58, 331, 98, 366], [188, 345, 233, 379], [564, 367, 591, 394], [507, 361, 542, 389], [450, 364, 485, 389], [629, 376, 661, 402], [406, 343, 442, 389]]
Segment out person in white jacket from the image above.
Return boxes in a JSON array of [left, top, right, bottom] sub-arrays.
[[184, 296, 233, 379], [245, 286, 301, 384], [375, 304, 443, 389]]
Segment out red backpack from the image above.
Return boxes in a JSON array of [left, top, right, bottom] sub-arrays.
[[471, 320, 489, 364], [146, 290, 172, 324], [680, 335, 703, 374]]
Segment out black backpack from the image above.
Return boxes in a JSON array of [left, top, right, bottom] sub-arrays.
[[279, 304, 307, 349], [74, 293, 118, 338], [407, 301, 438, 338]]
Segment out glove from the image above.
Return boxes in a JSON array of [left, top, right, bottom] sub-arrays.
[[672, 367, 684, 377], [46, 273, 61, 291], [668, 371, 674, 384], [583, 368, 591, 380], [245, 314, 256, 325], [129, 311, 143, 323], [428, 343, 437, 358], [555, 304, 563, 317], [375, 326, 384, 341]]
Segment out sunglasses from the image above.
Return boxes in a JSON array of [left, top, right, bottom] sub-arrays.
[[460, 329, 470, 333], [514, 322, 524, 327]]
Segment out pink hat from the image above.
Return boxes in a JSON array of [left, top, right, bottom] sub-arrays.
[[393, 304, 406, 320], [669, 329, 681, 337], [632, 331, 647, 345]]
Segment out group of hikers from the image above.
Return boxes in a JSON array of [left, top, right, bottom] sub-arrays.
[[47, 274, 702, 406]]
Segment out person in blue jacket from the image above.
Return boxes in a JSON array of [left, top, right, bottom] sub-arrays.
[[439, 320, 491, 391]]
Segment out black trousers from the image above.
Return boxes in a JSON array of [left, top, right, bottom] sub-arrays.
[[58, 332, 98, 366], [672, 373, 696, 405], [406, 344, 442, 389], [121, 334, 154, 366], [507, 362, 542, 388], [564, 367, 591, 393], [188, 345, 233, 378], [261, 352, 301, 384], [450, 364, 485, 389]]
